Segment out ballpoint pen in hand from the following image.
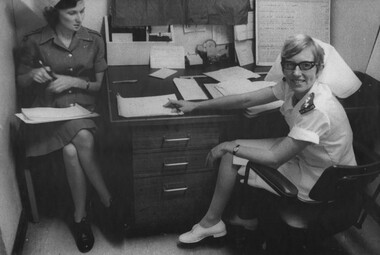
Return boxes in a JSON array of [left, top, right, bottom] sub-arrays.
[[38, 60, 57, 80]]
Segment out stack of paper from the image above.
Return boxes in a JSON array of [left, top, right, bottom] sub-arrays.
[[117, 94, 183, 118], [16, 104, 98, 124]]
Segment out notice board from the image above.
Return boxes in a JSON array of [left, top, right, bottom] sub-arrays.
[[255, 0, 330, 66]]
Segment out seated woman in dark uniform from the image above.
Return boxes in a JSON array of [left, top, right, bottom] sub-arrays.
[[16, 0, 116, 252]]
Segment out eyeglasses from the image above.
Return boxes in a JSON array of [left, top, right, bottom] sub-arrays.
[[281, 61, 316, 71]]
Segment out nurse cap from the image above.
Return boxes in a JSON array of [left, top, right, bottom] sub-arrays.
[[265, 37, 361, 99]]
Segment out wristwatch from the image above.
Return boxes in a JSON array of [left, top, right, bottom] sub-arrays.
[[232, 144, 240, 156]]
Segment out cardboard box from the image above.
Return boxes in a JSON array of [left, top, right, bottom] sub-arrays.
[[103, 16, 174, 66]]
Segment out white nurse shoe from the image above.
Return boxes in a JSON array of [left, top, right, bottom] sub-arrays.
[[178, 220, 227, 244]]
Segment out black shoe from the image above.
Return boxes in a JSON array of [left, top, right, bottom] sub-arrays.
[[72, 217, 94, 253]]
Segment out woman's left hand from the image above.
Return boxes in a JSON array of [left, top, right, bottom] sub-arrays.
[[206, 142, 233, 167], [46, 75, 80, 93]]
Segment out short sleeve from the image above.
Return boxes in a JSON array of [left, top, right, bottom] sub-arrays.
[[288, 110, 330, 144], [271, 81, 286, 100], [93, 36, 107, 73]]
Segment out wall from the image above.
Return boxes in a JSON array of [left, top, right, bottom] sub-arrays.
[[0, 0, 21, 254], [331, 0, 380, 72]]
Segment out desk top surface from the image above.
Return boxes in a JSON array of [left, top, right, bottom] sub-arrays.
[[105, 63, 265, 126]]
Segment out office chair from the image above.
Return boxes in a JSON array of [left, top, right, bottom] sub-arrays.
[[236, 143, 380, 255]]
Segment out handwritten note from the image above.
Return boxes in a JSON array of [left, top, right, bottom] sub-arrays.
[[255, 0, 330, 66], [150, 45, 185, 69]]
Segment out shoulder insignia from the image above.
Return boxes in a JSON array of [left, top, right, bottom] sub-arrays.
[[299, 92, 315, 114]]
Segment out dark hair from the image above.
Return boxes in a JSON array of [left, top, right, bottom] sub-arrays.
[[43, 0, 81, 28], [281, 34, 325, 73]]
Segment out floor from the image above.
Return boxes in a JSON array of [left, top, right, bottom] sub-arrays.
[[20, 212, 380, 255]]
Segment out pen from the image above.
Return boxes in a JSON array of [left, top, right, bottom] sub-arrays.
[[167, 98, 181, 112], [38, 60, 57, 80], [112, 79, 138, 84]]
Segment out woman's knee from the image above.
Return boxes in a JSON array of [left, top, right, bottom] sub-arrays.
[[73, 129, 95, 149], [63, 143, 78, 160]]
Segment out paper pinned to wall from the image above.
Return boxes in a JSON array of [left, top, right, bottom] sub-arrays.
[[150, 45, 185, 69], [235, 40, 254, 66], [366, 27, 380, 81], [234, 11, 254, 41]]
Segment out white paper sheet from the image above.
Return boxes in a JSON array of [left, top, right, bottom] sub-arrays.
[[173, 78, 208, 100], [234, 11, 254, 41], [150, 45, 185, 69], [149, 68, 177, 79], [255, 0, 330, 66], [204, 66, 260, 82], [17, 104, 99, 124], [235, 40, 254, 66], [117, 94, 183, 118]]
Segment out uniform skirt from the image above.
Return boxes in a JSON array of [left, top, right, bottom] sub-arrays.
[[24, 118, 96, 157]]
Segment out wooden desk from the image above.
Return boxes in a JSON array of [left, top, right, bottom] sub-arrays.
[[103, 64, 278, 231]]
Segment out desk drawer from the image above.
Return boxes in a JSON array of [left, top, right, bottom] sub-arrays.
[[133, 149, 211, 177], [132, 125, 220, 151], [133, 171, 215, 227]]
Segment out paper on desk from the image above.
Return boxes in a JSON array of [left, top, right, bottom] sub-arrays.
[[204, 80, 283, 116], [235, 40, 254, 66], [117, 94, 183, 118], [16, 104, 99, 124], [149, 68, 177, 79], [204, 66, 260, 82], [150, 45, 185, 69], [173, 78, 208, 100]]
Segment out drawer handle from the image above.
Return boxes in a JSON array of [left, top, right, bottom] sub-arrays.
[[163, 162, 189, 167], [163, 186, 188, 193], [163, 135, 191, 143]]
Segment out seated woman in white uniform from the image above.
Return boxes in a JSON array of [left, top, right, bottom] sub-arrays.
[[165, 34, 356, 244]]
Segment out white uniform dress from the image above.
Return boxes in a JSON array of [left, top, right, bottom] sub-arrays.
[[237, 80, 357, 201]]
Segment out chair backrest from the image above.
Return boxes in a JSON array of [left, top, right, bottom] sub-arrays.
[[309, 161, 380, 202]]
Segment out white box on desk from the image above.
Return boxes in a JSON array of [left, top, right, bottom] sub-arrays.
[[103, 16, 175, 66]]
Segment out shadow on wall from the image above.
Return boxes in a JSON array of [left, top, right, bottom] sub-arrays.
[[12, 0, 46, 44]]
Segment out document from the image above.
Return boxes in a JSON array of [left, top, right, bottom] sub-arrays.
[[173, 78, 208, 100], [150, 45, 185, 69], [204, 66, 260, 82], [235, 40, 254, 66], [16, 104, 99, 124], [117, 94, 183, 118], [149, 68, 177, 79], [234, 11, 254, 41], [255, 0, 330, 66]]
